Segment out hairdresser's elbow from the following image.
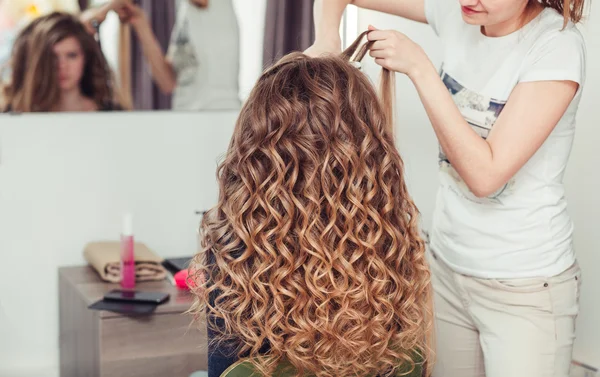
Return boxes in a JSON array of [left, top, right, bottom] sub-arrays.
[[467, 178, 504, 199], [470, 185, 493, 199], [155, 66, 177, 94], [161, 85, 175, 95], [158, 79, 176, 95]]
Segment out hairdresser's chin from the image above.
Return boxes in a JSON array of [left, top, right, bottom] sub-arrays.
[[189, 0, 209, 8]]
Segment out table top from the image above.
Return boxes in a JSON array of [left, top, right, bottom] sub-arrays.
[[59, 265, 196, 319]]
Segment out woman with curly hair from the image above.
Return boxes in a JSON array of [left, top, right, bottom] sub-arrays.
[[1, 12, 123, 112], [190, 32, 433, 377]]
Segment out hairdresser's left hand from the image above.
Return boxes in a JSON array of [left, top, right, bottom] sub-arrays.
[[367, 25, 429, 78]]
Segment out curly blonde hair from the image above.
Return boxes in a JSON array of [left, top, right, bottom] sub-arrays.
[[190, 32, 433, 377]]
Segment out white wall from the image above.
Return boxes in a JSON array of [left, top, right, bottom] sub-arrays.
[[358, 6, 600, 368], [0, 111, 238, 377]]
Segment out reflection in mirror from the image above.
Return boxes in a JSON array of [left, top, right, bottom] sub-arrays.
[[94, 0, 243, 111], [0, 0, 326, 113], [0, 11, 125, 112]]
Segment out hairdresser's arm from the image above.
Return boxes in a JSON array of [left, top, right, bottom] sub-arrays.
[[414, 70, 577, 197], [130, 21, 177, 94], [307, 0, 426, 56], [351, 0, 426, 22], [368, 28, 578, 198], [310, 0, 350, 53], [120, 3, 177, 94]]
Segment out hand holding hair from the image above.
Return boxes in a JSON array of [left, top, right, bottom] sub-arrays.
[[367, 25, 429, 78]]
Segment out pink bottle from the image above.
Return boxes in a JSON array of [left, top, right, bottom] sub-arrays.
[[120, 213, 136, 290]]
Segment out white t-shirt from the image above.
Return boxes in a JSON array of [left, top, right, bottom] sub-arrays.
[[167, 0, 241, 110], [425, 0, 587, 278]]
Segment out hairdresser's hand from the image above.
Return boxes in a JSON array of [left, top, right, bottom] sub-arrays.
[[80, 0, 129, 34], [367, 25, 429, 78], [115, 2, 147, 29], [79, 6, 110, 34], [304, 38, 341, 58]]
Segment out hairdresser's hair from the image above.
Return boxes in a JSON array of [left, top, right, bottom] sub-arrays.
[[537, 0, 587, 26], [1, 12, 120, 112], [190, 31, 433, 377]]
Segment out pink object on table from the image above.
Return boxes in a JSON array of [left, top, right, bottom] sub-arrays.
[[174, 269, 189, 290], [174, 269, 200, 290], [120, 213, 135, 290]]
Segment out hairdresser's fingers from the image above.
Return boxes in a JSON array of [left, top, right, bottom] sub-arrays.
[[369, 40, 392, 51], [115, 8, 131, 22], [118, 2, 137, 14], [366, 30, 394, 42], [370, 30, 410, 50], [109, 0, 128, 10], [369, 49, 391, 59], [374, 58, 393, 70]]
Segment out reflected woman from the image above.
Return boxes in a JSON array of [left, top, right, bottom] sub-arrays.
[[1, 12, 123, 113]]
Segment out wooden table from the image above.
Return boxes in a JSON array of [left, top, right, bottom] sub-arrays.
[[58, 266, 208, 377]]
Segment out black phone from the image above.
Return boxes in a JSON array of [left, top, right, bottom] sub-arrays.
[[103, 289, 170, 305]]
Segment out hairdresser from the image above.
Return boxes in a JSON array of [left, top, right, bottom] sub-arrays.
[[306, 1, 586, 376], [80, 0, 241, 111]]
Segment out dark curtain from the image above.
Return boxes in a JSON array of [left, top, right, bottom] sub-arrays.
[[263, 0, 315, 69], [130, 0, 176, 110]]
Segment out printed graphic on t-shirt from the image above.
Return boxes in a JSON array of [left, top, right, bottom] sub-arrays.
[[169, 18, 199, 87], [439, 69, 515, 204]]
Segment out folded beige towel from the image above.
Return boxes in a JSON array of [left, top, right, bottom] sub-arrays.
[[83, 241, 167, 283]]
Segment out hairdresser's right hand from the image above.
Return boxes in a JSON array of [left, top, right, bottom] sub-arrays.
[[304, 38, 341, 58], [115, 2, 147, 29]]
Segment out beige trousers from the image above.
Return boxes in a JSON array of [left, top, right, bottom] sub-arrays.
[[428, 249, 581, 377]]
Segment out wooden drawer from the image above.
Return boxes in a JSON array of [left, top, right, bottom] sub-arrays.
[[59, 266, 208, 377], [100, 312, 208, 377]]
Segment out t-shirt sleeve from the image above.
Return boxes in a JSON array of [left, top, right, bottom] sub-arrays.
[[424, 0, 459, 37], [519, 27, 586, 85]]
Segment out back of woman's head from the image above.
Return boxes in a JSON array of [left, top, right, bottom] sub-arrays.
[[192, 32, 433, 377], [1, 12, 115, 112]]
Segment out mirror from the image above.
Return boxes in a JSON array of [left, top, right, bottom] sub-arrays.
[[0, 0, 318, 113]]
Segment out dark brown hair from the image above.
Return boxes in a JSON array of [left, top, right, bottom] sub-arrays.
[[190, 31, 433, 377], [1, 12, 120, 112]]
